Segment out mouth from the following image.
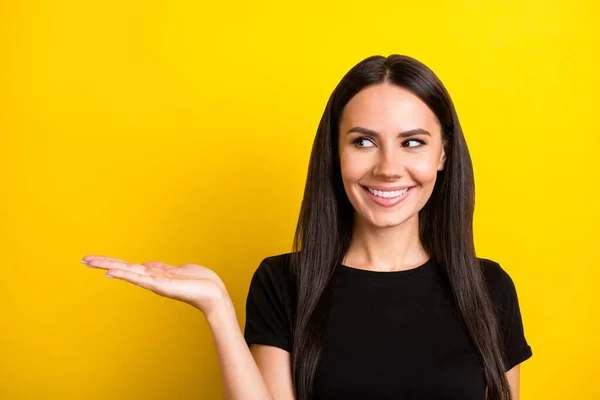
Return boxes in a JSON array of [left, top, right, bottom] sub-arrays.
[[360, 185, 415, 208]]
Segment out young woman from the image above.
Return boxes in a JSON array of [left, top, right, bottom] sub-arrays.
[[82, 54, 533, 400]]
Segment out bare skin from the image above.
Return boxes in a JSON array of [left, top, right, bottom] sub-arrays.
[[81, 255, 276, 400], [81, 253, 521, 400], [82, 83, 522, 399]]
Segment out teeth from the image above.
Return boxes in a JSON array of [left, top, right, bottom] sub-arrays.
[[367, 187, 409, 198]]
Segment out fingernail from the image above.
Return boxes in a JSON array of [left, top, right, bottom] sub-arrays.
[[80, 260, 88, 264], [105, 274, 113, 278]]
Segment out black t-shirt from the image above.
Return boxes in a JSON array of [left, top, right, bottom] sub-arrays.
[[244, 252, 533, 399]]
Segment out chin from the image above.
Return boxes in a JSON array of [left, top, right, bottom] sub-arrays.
[[359, 213, 412, 229]]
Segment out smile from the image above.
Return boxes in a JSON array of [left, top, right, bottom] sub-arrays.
[[367, 187, 409, 198], [361, 185, 415, 207]]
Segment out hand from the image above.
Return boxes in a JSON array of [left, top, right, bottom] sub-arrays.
[[82, 255, 232, 317]]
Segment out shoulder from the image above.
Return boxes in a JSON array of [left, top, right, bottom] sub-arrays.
[[478, 257, 533, 369], [248, 252, 297, 302], [259, 252, 295, 271], [479, 257, 517, 299], [245, 252, 298, 352], [253, 252, 296, 285], [478, 257, 522, 324]]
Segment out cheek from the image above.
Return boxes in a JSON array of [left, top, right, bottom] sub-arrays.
[[339, 151, 369, 182], [407, 156, 441, 182]]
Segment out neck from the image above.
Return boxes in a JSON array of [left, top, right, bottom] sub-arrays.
[[342, 213, 430, 272]]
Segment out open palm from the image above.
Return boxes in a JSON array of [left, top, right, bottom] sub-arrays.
[[82, 255, 229, 314]]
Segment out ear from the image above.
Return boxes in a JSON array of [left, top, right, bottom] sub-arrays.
[[437, 147, 447, 171]]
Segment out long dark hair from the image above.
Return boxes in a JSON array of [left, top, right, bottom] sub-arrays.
[[290, 54, 511, 400]]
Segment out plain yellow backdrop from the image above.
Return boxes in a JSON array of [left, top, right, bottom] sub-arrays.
[[1, 0, 598, 398]]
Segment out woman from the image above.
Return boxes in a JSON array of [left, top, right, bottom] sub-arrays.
[[82, 54, 533, 400]]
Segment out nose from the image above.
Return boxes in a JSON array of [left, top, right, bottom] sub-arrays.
[[372, 148, 405, 179]]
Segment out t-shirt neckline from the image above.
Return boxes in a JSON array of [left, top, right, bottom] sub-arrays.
[[338, 257, 433, 279]]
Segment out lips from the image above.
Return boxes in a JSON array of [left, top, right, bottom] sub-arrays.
[[361, 185, 415, 208]]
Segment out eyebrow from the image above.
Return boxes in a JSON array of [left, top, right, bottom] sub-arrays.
[[346, 126, 431, 138]]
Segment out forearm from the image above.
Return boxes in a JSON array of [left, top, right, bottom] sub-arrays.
[[205, 300, 274, 400]]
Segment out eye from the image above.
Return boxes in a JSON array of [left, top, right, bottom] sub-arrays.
[[402, 139, 425, 148], [352, 137, 375, 148]]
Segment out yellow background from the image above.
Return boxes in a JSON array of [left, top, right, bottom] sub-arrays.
[[1, 0, 598, 398]]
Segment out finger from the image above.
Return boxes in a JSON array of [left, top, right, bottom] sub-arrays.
[[87, 259, 149, 276], [86, 258, 130, 270], [105, 269, 170, 291], [82, 255, 127, 264], [142, 261, 177, 271]]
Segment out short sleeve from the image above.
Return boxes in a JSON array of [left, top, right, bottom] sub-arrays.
[[244, 255, 295, 353], [481, 258, 533, 371]]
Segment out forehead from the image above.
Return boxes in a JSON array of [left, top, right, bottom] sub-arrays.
[[339, 83, 440, 134]]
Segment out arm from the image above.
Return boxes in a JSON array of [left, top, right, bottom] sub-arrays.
[[506, 364, 521, 400], [481, 259, 532, 400], [206, 299, 276, 400], [81, 256, 290, 400], [250, 344, 295, 399], [242, 256, 296, 399]]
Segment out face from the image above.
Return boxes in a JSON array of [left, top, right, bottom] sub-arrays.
[[338, 83, 447, 229]]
